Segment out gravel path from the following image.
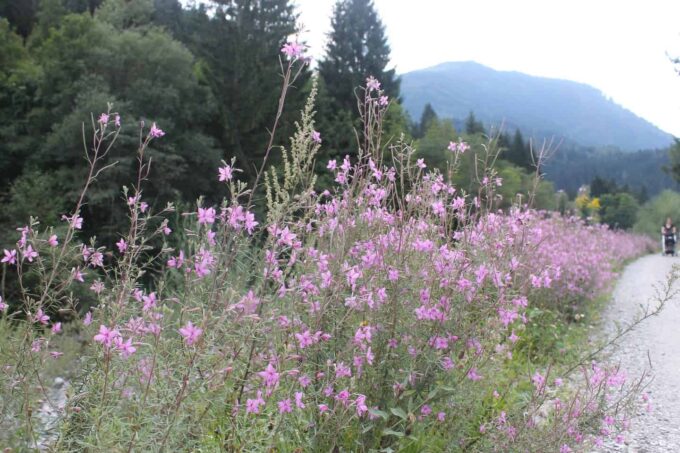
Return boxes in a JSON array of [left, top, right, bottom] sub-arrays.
[[600, 254, 680, 452]]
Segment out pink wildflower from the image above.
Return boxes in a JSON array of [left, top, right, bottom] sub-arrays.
[[23, 245, 38, 262], [0, 296, 7, 312], [116, 238, 127, 253], [2, 249, 17, 265], [48, 235, 58, 247], [467, 368, 483, 381], [246, 391, 265, 414], [149, 122, 165, 138], [114, 337, 137, 359], [93, 325, 120, 348], [356, 394, 368, 416], [98, 113, 109, 124], [294, 392, 305, 409], [311, 130, 322, 144], [218, 165, 233, 182], [366, 76, 381, 91], [198, 207, 216, 225], [34, 308, 49, 325], [278, 398, 292, 414], [90, 280, 105, 294], [179, 321, 203, 346], [51, 322, 62, 334], [281, 41, 304, 59], [258, 363, 280, 388]]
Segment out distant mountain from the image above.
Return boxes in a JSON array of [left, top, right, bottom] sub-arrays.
[[401, 61, 674, 151]]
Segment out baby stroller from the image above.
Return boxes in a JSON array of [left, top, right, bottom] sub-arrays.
[[662, 229, 677, 256]]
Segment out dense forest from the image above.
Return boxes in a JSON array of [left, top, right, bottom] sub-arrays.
[[0, 0, 677, 247]]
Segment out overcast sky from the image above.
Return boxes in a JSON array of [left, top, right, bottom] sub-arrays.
[[293, 0, 680, 136]]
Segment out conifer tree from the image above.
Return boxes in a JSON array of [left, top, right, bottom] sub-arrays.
[[464, 111, 485, 135], [415, 103, 437, 138], [317, 0, 400, 156]]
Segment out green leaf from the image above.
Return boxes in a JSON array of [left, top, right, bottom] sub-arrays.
[[390, 407, 408, 420], [382, 429, 405, 438]]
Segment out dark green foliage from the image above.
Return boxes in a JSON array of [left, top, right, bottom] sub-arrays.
[[0, 0, 40, 38], [590, 175, 619, 198], [0, 3, 220, 244], [464, 111, 485, 135], [317, 0, 401, 157], [0, 19, 40, 188], [545, 146, 677, 199], [503, 129, 533, 171], [412, 102, 437, 138], [600, 192, 639, 230]]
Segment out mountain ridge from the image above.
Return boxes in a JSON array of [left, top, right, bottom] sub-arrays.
[[400, 61, 673, 151]]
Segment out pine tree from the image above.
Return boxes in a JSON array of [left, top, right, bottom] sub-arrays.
[[189, 0, 309, 181], [317, 0, 400, 156], [464, 111, 485, 135], [414, 103, 437, 138]]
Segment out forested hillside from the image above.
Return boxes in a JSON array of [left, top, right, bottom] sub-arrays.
[[401, 61, 674, 151]]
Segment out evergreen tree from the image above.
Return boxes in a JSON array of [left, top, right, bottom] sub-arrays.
[[464, 111, 485, 135], [414, 103, 437, 138], [317, 0, 400, 156], [0, 0, 40, 39], [187, 0, 308, 181], [503, 129, 532, 170]]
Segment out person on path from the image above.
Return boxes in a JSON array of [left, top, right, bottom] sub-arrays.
[[661, 217, 677, 255]]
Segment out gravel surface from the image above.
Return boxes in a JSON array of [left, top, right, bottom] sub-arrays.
[[598, 254, 680, 452]]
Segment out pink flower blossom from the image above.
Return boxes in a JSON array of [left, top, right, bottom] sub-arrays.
[[34, 308, 49, 325], [48, 235, 59, 247], [98, 113, 109, 124], [114, 337, 137, 359], [294, 392, 305, 409], [218, 165, 233, 182], [246, 391, 265, 414], [278, 398, 292, 414], [179, 321, 203, 346], [198, 207, 216, 225], [258, 363, 280, 388], [467, 368, 483, 381], [366, 76, 381, 91], [0, 296, 7, 312], [83, 311, 93, 326], [93, 325, 121, 348], [2, 249, 17, 265], [298, 375, 311, 388], [22, 245, 38, 262], [355, 394, 368, 416], [51, 322, 62, 334], [90, 281, 105, 294], [281, 41, 304, 59], [311, 130, 322, 144], [62, 214, 83, 230], [116, 238, 127, 253], [141, 292, 157, 311], [149, 122, 165, 138]]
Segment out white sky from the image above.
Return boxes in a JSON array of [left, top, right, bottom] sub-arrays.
[[293, 0, 680, 136]]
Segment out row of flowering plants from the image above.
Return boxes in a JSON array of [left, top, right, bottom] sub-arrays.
[[0, 46, 659, 452]]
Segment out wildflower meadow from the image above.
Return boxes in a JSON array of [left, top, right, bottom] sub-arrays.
[[0, 43, 666, 453]]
